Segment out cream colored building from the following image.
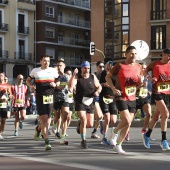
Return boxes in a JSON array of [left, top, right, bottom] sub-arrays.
[[0, 0, 35, 84]]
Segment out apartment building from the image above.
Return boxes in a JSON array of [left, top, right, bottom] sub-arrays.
[[0, 0, 35, 83], [91, 0, 170, 65], [35, 0, 91, 68]]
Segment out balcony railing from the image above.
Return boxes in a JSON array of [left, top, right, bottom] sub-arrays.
[[57, 0, 90, 9], [14, 52, 32, 60], [18, 0, 33, 4], [58, 37, 90, 47], [58, 16, 90, 28], [0, 23, 8, 32], [0, 50, 8, 58], [17, 26, 29, 34], [0, 0, 8, 5]]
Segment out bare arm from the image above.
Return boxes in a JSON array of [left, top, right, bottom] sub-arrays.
[[93, 74, 102, 97], [26, 77, 36, 92], [68, 68, 78, 92]]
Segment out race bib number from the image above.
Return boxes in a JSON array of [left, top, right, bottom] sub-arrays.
[[82, 97, 93, 106], [0, 103, 7, 108], [43, 95, 53, 104], [139, 87, 148, 98], [103, 97, 113, 104], [125, 86, 136, 96], [157, 82, 170, 92], [15, 99, 23, 104], [60, 82, 68, 86]]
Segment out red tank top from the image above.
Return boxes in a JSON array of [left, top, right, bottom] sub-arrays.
[[118, 63, 141, 100]]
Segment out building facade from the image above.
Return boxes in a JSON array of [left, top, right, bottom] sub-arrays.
[[0, 0, 35, 84], [35, 0, 91, 68], [91, 0, 170, 67]]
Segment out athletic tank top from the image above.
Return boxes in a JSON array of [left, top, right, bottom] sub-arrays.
[[75, 74, 95, 103]]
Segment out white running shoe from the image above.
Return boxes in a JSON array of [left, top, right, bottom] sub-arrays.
[[113, 145, 126, 154], [109, 128, 118, 146], [0, 135, 4, 140]]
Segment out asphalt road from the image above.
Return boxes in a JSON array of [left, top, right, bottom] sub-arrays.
[[0, 117, 170, 170]]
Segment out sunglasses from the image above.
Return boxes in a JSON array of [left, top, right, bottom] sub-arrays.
[[99, 65, 104, 68], [18, 78, 23, 80], [106, 61, 113, 65]]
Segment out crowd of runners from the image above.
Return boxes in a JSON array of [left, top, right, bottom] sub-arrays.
[[1, 45, 170, 154]]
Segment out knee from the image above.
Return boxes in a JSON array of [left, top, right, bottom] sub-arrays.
[[86, 122, 93, 128]]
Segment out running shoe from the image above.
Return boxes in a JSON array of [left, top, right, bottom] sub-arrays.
[[19, 120, 23, 129], [142, 133, 150, 149], [65, 133, 68, 137], [141, 129, 146, 134], [45, 144, 52, 151], [109, 128, 118, 146], [160, 140, 170, 151], [99, 120, 104, 135], [113, 145, 126, 154], [0, 135, 4, 140], [34, 126, 41, 141], [91, 132, 100, 139], [60, 138, 68, 145], [14, 130, 18, 136], [125, 131, 130, 141], [81, 140, 88, 149], [76, 121, 80, 134], [101, 137, 110, 145], [55, 132, 61, 139]]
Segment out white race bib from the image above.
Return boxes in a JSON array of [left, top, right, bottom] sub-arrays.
[[157, 82, 170, 92], [125, 86, 136, 96], [0, 103, 7, 108], [43, 95, 53, 104], [139, 87, 148, 98], [82, 97, 93, 106], [103, 97, 113, 104]]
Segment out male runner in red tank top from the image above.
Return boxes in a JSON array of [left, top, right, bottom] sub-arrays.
[[106, 46, 143, 154], [142, 48, 170, 151]]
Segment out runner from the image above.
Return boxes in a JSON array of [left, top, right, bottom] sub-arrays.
[[69, 61, 102, 149], [26, 54, 58, 151], [142, 48, 170, 150], [99, 58, 117, 145], [106, 46, 143, 154], [52, 59, 70, 145], [91, 60, 104, 139], [11, 74, 29, 136], [0, 72, 12, 140]]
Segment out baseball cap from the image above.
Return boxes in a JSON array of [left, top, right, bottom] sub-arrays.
[[81, 61, 90, 68]]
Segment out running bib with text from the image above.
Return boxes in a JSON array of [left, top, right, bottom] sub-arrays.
[[125, 86, 136, 96], [157, 82, 170, 92], [15, 99, 23, 104], [0, 103, 7, 108], [139, 87, 148, 98], [43, 95, 53, 104]]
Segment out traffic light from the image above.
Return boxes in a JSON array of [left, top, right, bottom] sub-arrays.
[[90, 42, 95, 55]]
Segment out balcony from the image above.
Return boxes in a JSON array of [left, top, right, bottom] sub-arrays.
[[58, 37, 90, 48], [17, 0, 36, 11], [56, 0, 90, 9], [17, 26, 29, 35], [0, 0, 8, 6], [14, 52, 32, 60], [58, 16, 90, 29], [0, 23, 8, 32], [0, 50, 8, 58]]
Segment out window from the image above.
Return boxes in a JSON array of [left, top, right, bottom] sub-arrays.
[[70, 53, 81, 65], [46, 48, 55, 59], [45, 27, 55, 38], [45, 6, 54, 18], [151, 0, 166, 20], [151, 25, 166, 50]]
